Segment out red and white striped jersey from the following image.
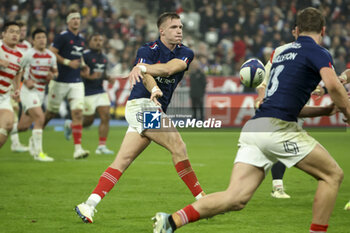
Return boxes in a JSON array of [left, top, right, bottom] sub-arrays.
[[0, 44, 23, 95], [16, 40, 32, 54], [22, 48, 57, 92]]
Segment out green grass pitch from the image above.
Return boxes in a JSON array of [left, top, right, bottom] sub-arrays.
[[0, 126, 350, 233]]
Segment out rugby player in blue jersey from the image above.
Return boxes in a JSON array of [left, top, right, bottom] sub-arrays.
[[44, 9, 90, 159], [75, 12, 205, 223], [153, 7, 350, 233], [80, 33, 115, 155]]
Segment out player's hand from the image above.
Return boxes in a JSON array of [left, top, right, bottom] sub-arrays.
[[24, 79, 35, 89], [254, 97, 263, 109], [339, 73, 348, 84], [0, 59, 9, 68], [46, 71, 55, 81], [127, 66, 143, 87], [312, 85, 325, 99], [108, 77, 116, 86], [150, 87, 163, 106], [80, 66, 90, 78], [69, 59, 81, 69], [11, 89, 20, 102]]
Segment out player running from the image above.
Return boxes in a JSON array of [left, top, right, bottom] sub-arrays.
[[12, 28, 57, 161], [0, 22, 24, 149], [255, 24, 337, 199], [9, 20, 31, 152], [75, 12, 205, 223], [44, 9, 90, 159], [153, 7, 350, 233], [65, 33, 115, 154]]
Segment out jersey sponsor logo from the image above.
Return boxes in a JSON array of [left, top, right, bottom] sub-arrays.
[[71, 45, 83, 56], [155, 76, 175, 85], [94, 63, 105, 73]]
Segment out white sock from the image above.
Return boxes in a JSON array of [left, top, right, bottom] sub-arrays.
[[86, 193, 101, 208], [32, 129, 43, 153], [11, 123, 19, 144], [75, 144, 82, 151], [11, 123, 18, 134], [272, 179, 284, 190]]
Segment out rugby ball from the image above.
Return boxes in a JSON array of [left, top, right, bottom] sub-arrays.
[[239, 58, 265, 88]]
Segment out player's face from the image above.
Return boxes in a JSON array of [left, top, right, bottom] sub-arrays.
[[2, 25, 20, 46], [160, 18, 183, 45], [20, 26, 27, 40], [89, 35, 104, 51], [68, 17, 81, 31], [33, 32, 47, 50]]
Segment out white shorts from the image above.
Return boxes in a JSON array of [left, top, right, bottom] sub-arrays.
[[0, 94, 13, 112], [234, 117, 317, 174], [47, 80, 85, 113], [83, 92, 110, 115], [125, 98, 162, 134], [20, 85, 45, 112]]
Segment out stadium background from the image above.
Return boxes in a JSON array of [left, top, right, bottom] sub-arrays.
[[1, 1, 350, 233], [1, 0, 349, 126]]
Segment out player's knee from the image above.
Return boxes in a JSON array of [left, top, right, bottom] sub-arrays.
[[100, 113, 110, 123], [71, 110, 83, 121], [330, 166, 344, 186], [3, 121, 13, 132]]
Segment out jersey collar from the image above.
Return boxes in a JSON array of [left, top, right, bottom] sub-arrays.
[[157, 38, 180, 55]]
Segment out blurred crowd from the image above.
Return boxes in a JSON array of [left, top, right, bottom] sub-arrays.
[[1, 0, 350, 77], [147, 0, 350, 76]]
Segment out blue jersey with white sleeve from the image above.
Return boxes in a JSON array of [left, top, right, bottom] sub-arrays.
[[254, 36, 334, 122], [128, 38, 194, 113], [82, 49, 108, 96], [52, 29, 85, 83]]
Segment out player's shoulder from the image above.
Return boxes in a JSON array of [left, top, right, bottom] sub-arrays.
[[177, 43, 194, 55], [83, 49, 91, 55], [140, 40, 159, 51], [59, 30, 69, 36], [45, 49, 56, 57]]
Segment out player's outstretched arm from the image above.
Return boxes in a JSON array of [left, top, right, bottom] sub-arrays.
[[142, 58, 187, 77], [254, 60, 271, 109], [299, 104, 336, 117], [142, 73, 163, 106], [321, 67, 350, 123]]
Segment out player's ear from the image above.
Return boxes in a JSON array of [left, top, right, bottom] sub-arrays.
[[295, 26, 300, 36], [321, 26, 326, 37]]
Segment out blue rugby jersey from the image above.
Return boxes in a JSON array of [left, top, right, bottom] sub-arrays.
[[128, 38, 194, 112], [254, 36, 334, 122], [52, 29, 85, 83], [82, 49, 108, 96]]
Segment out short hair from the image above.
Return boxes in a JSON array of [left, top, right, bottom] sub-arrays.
[[16, 20, 26, 28], [296, 7, 325, 34], [67, 8, 79, 17], [88, 32, 102, 42], [2, 21, 20, 32], [157, 12, 180, 29], [32, 28, 47, 39]]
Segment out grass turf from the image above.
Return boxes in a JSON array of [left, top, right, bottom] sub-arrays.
[[0, 126, 349, 233]]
